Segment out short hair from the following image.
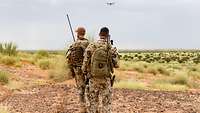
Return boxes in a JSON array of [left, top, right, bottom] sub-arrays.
[[99, 27, 109, 36]]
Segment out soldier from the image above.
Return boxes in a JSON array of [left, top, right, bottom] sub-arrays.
[[66, 27, 89, 113], [82, 27, 119, 113]]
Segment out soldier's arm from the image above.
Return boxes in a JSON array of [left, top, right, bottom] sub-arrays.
[[82, 44, 92, 74], [66, 45, 73, 59], [65, 44, 75, 77]]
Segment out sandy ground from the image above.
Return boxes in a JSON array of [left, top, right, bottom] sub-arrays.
[[1, 64, 200, 113], [0, 84, 200, 113]]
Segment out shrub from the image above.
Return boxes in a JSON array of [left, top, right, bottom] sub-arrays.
[[119, 61, 134, 71], [133, 66, 144, 73], [48, 69, 68, 82], [188, 71, 200, 79], [170, 72, 189, 85], [143, 63, 148, 69], [0, 56, 17, 66], [189, 66, 198, 72], [48, 56, 69, 82], [33, 50, 49, 63], [146, 66, 158, 75], [36, 50, 49, 57], [48, 62, 69, 82], [152, 71, 199, 89], [0, 42, 17, 56], [119, 61, 146, 72], [14, 62, 22, 68], [157, 66, 170, 76], [38, 60, 50, 70], [114, 80, 147, 90], [151, 82, 188, 91], [0, 43, 3, 53], [0, 71, 9, 85]]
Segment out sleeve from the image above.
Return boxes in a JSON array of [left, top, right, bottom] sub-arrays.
[[81, 43, 94, 73], [66, 44, 73, 59]]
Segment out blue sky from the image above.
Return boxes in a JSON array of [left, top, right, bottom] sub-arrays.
[[0, 0, 200, 50]]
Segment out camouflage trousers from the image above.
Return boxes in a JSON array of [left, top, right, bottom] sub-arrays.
[[87, 77, 112, 113], [73, 67, 86, 111]]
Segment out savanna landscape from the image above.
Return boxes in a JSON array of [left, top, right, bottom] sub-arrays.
[[0, 42, 200, 113]]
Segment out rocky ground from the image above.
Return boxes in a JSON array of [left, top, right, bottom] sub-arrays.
[[0, 84, 200, 113]]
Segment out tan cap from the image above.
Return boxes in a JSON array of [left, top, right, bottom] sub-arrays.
[[75, 27, 86, 36]]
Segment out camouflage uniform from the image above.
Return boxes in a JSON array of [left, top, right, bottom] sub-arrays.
[[82, 39, 119, 113], [66, 38, 89, 112]]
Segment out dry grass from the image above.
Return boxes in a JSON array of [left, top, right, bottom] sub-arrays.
[[48, 55, 69, 82], [114, 80, 147, 90], [37, 59, 50, 70], [146, 66, 158, 75], [6, 80, 24, 90], [150, 71, 200, 90], [151, 83, 188, 91], [0, 56, 18, 66], [0, 105, 9, 113], [0, 71, 9, 85], [170, 72, 189, 85], [36, 50, 49, 57]]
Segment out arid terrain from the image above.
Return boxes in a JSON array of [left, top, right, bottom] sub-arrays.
[[1, 64, 200, 113]]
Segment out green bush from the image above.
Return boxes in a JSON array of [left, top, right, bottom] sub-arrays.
[[38, 60, 50, 70], [0, 71, 9, 85]]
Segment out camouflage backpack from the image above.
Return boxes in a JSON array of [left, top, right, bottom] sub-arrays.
[[90, 44, 113, 78], [67, 42, 85, 66]]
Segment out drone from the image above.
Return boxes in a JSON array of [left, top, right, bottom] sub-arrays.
[[106, 2, 115, 6]]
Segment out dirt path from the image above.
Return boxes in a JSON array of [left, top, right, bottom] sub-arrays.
[[0, 84, 200, 113]]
